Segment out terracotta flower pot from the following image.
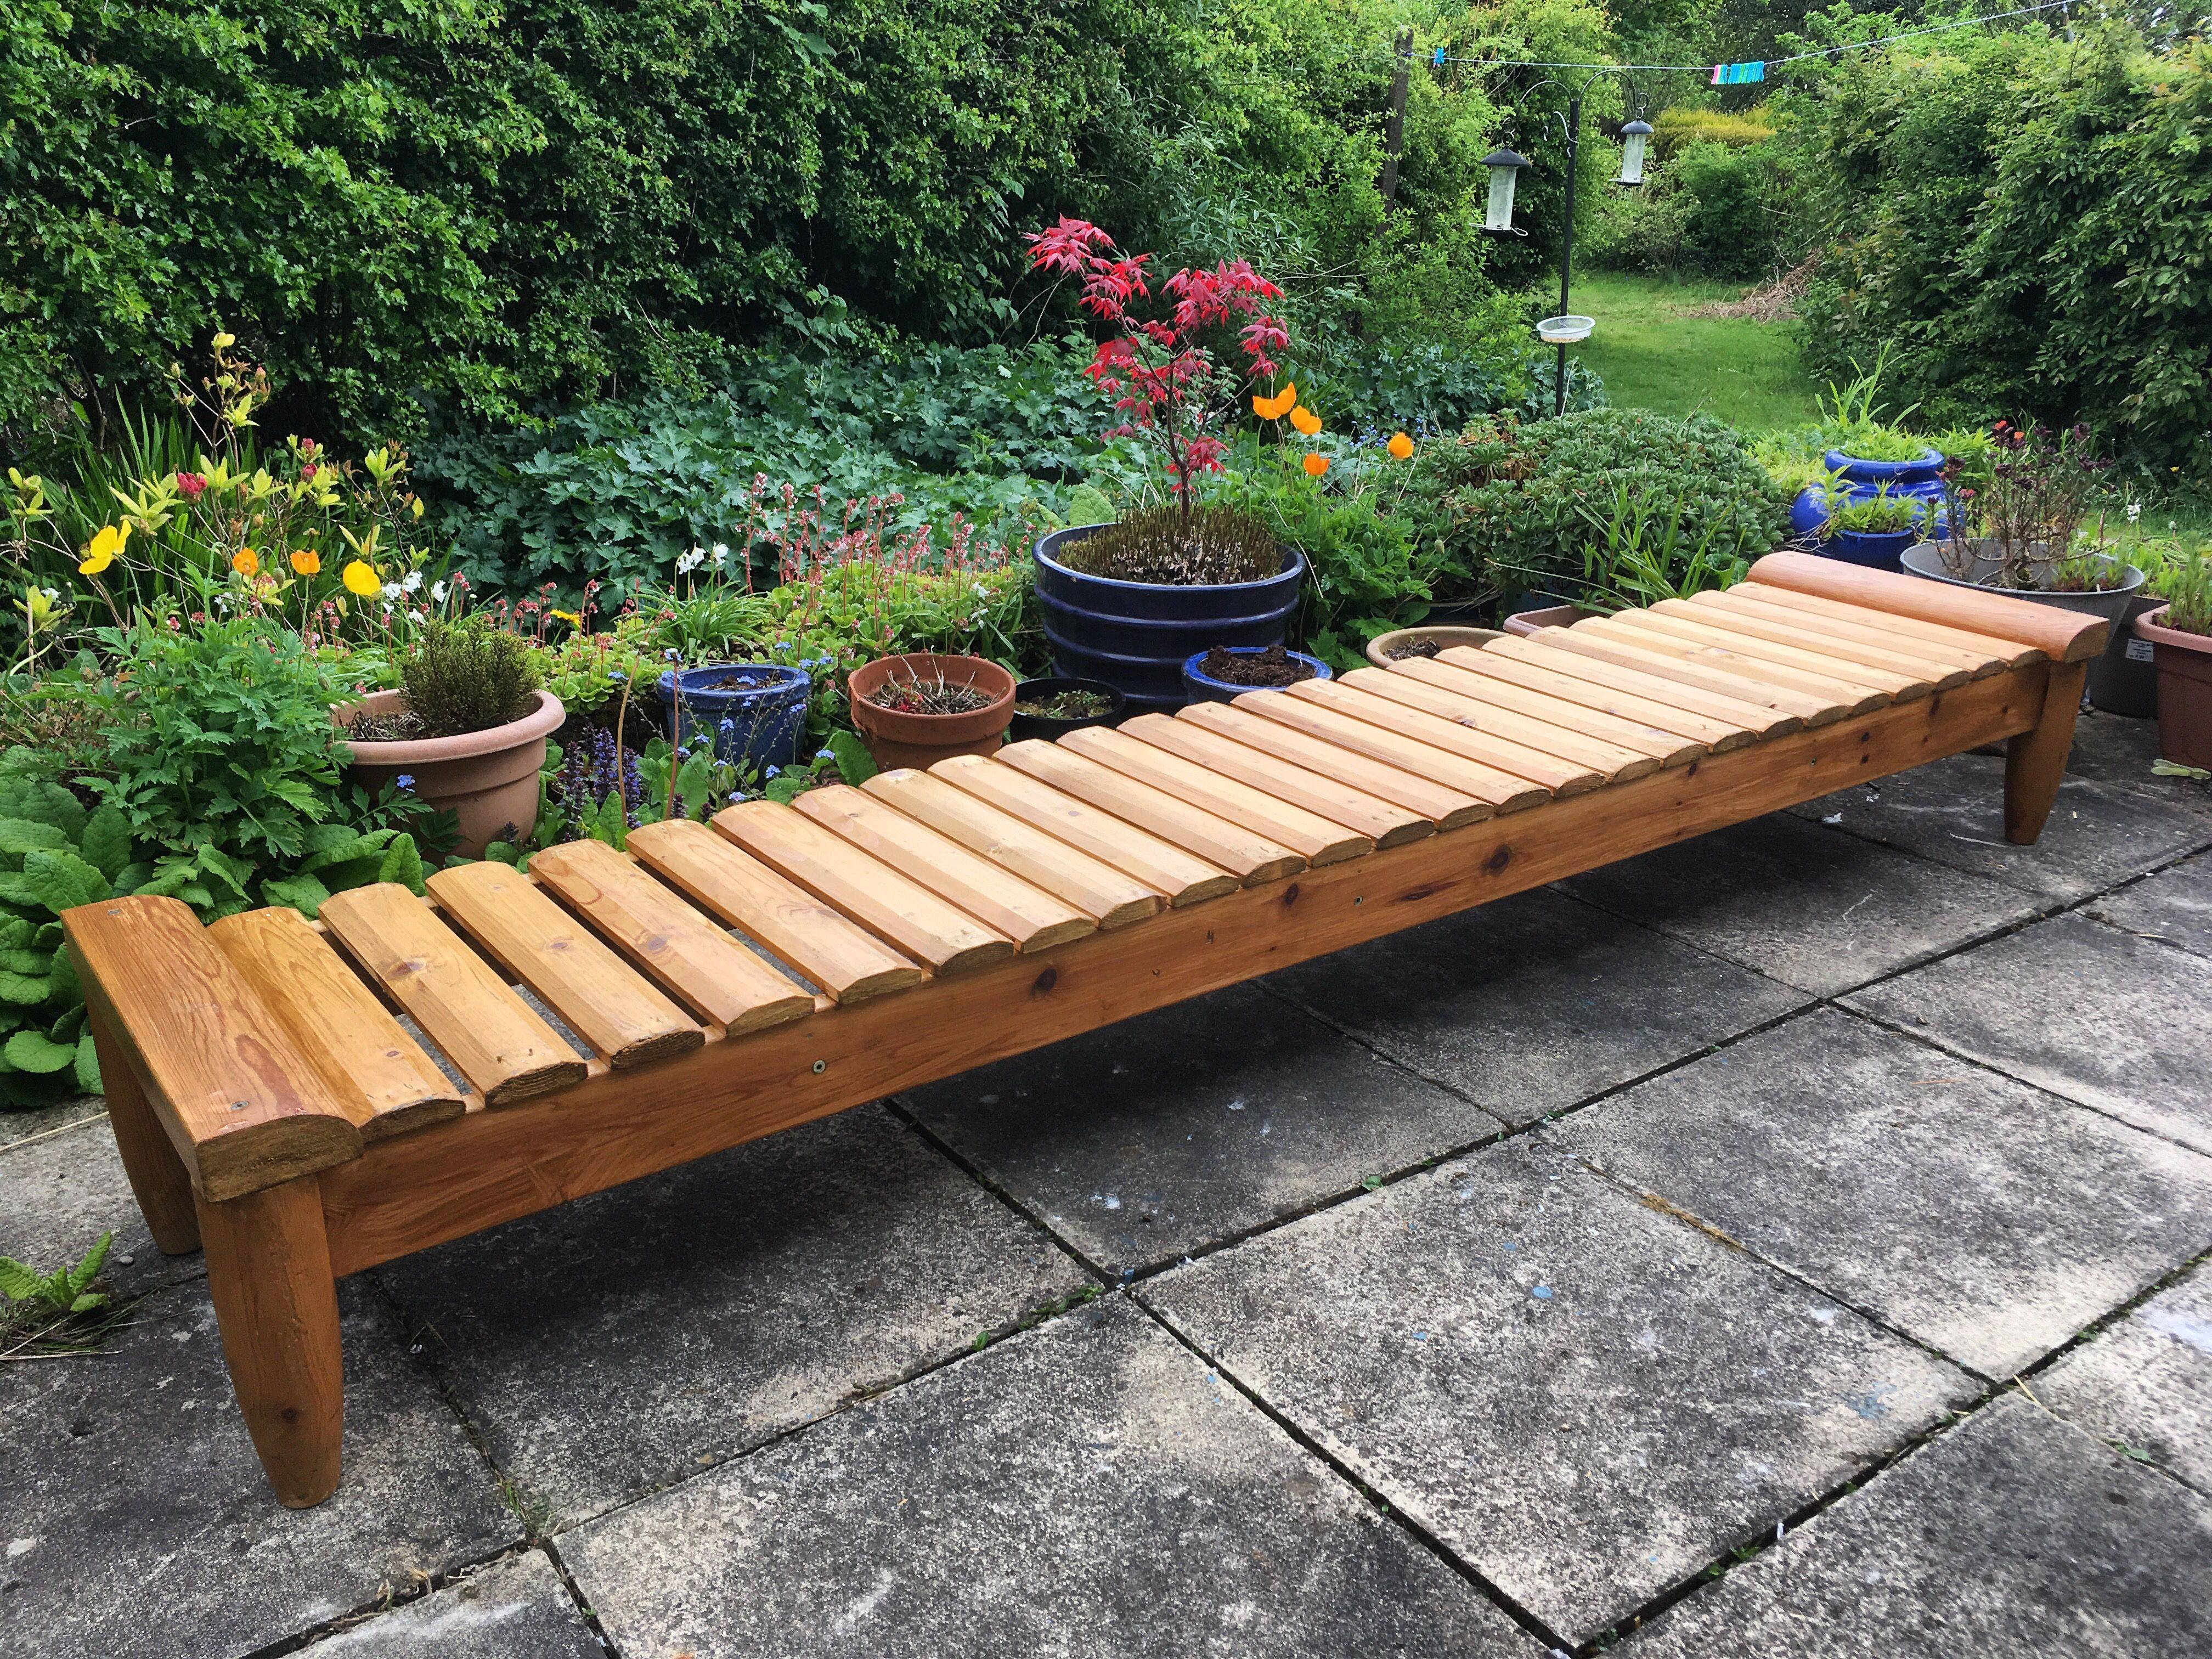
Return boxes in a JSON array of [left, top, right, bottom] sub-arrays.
[[1364, 625, 1506, 668], [847, 653, 1015, 771], [336, 688, 566, 859], [2135, 605, 2212, 770]]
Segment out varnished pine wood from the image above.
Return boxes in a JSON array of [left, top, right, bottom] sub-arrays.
[[1525, 625, 1846, 724], [627, 818, 921, 1002], [1579, 613, 1893, 713], [1236, 690, 1552, 811], [86, 1002, 199, 1254], [63, 895, 363, 1201], [861, 769, 1163, 929], [319, 884, 589, 1106], [1287, 679, 1605, 796], [524, 838, 815, 1034], [1613, 608, 1931, 699], [1681, 590, 1995, 681], [1481, 635, 1803, 737], [994, 739, 1307, 884], [1736, 582, 2041, 668], [1747, 549, 2110, 663], [1120, 713, 1432, 848], [1175, 702, 1492, 829], [1437, 645, 1757, 752], [932, 754, 1241, 906], [208, 908, 465, 1140], [796, 784, 1097, 951], [319, 660, 2050, 1277], [2005, 659, 2089, 844], [1061, 725, 1375, 865], [1347, 664, 1662, 781], [199, 1178, 343, 1506], [716, 800, 1017, 974]]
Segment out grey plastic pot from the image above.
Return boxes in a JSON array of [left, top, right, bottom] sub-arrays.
[[1900, 541, 2145, 630]]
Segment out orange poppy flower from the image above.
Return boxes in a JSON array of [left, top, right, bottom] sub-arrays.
[[290, 548, 321, 575], [1302, 452, 1329, 477], [1388, 431, 1414, 460], [1289, 405, 1322, 436], [230, 548, 259, 577], [1251, 383, 1298, 421]]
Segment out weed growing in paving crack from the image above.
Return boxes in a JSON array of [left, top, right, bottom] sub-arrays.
[[0, 1232, 132, 1360]]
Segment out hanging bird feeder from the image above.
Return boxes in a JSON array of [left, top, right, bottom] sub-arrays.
[[1481, 148, 1530, 234], [1617, 119, 1654, 187]]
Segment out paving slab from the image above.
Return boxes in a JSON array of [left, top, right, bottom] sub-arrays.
[[0, 1280, 516, 1659], [1550, 1008, 2212, 1378], [0, 1116, 201, 1299], [906, 982, 1504, 1276], [1624, 1396, 2212, 1657], [0, 1095, 103, 1152], [2090, 849, 2212, 960], [562, 1296, 1535, 1659], [1142, 1138, 1973, 1645], [1560, 814, 2041, 996], [1848, 913, 2212, 1155], [296, 1550, 598, 1658], [377, 1105, 1091, 1525], [2037, 1262, 2212, 1492], [1266, 887, 1807, 1127], [2066, 708, 2212, 820], [1792, 753, 2210, 901]]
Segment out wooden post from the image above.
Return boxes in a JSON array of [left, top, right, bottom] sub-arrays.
[[86, 1003, 200, 1256], [1378, 30, 1413, 206], [2004, 659, 2087, 844], [197, 1178, 344, 1508]]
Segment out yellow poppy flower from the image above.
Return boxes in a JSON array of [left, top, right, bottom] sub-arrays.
[[551, 608, 582, 625], [1302, 452, 1329, 477], [1388, 431, 1414, 460], [78, 523, 126, 575], [290, 549, 320, 575], [342, 560, 381, 596], [231, 548, 259, 577], [1289, 405, 1322, 436], [1252, 383, 1298, 421]]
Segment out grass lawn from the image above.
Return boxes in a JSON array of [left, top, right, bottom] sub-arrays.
[[1564, 271, 1820, 433]]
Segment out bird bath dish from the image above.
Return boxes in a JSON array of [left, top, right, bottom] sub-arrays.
[[1536, 314, 1595, 343]]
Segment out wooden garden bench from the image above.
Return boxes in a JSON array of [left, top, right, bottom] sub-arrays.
[[64, 553, 2109, 1506]]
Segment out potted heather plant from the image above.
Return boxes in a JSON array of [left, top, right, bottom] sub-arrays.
[[847, 652, 1017, 771], [2135, 543, 2212, 768], [1023, 218, 1303, 713], [338, 618, 565, 856]]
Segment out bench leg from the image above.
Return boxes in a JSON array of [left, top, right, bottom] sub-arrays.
[[197, 1177, 345, 1508], [2004, 659, 2088, 845], [88, 1005, 200, 1256]]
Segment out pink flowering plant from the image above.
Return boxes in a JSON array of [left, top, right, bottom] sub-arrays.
[[1024, 218, 1291, 515]]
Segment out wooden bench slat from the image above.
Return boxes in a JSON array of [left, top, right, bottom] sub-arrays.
[[1175, 701, 1492, 830], [627, 819, 921, 1003], [1288, 679, 1605, 797], [995, 740, 1307, 885], [1387, 655, 1703, 769], [1735, 581, 2042, 668], [861, 769, 1163, 930], [796, 784, 1097, 952], [526, 838, 816, 1035], [1628, 607, 1939, 699], [320, 884, 590, 1108], [1060, 725, 1375, 865], [1121, 713, 1434, 848], [715, 800, 1018, 975], [427, 862, 706, 1070], [62, 895, 364, 1200], [1583, 613, 1896, 713], [1681, 590, 1995, 682], [207, 908, 464, 1141], [1235, 689, 1553, 812], [1440, 644, 1763, 751], [1346, 665, 1662, 782], [1745, 548, 2105, 662], [1517, 627, 1844, 725], [932, 754, 1242, 906]]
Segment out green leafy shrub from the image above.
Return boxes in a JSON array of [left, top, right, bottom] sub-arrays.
[[1569, 483, 1755, 613], [1651, 106, 1775, 159], [402, 621, 544, 738], [1590, 137, 1793, 279], [1432, 408, 1787, 596]]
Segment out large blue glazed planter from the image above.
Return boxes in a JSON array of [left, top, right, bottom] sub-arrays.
[[1034, 523, 1306, 714], [1180, 647, 1332, 706], [1821, 525, 1925, 572], [656, 664, 810, 774], [1788, 447, 1949, 540]]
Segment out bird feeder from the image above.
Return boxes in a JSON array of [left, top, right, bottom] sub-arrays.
[[1617, 120, 1654, 187], [1481, 148, 1529, 233]]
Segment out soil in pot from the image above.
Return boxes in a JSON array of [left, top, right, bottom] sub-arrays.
[[863, 678, 997, 716], [1017, 687, 1116, 719], [1198, 644, 1316, 688]]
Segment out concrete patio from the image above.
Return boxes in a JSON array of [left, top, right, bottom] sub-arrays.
[[5, 709, 2210, 1658]]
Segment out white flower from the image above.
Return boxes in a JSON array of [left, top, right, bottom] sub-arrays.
[[382, 582, 402, 601], [677, 546, 704, 574], [711, 542, 730, 566], [2126, 503, 2142, 524], [402, 569, 423, 592], [431, 580, 448, 603]]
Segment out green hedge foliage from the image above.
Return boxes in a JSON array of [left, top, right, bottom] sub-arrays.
[[1795, 26, 2212, 479]]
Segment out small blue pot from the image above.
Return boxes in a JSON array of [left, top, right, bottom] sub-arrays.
[[657, 664, 810, 773], [1821, 527, 1922, 572], [1180, 647, 1332, 706]]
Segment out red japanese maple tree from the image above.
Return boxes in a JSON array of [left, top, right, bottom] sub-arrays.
[[1025, 217, 1290, 519]]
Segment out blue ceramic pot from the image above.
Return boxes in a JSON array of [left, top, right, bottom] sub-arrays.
[[1180, 647, 1332, 706], [1822, 527, 1921, 572], [656, 664, 810, 773], [1788, 446, 1949, 540]]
